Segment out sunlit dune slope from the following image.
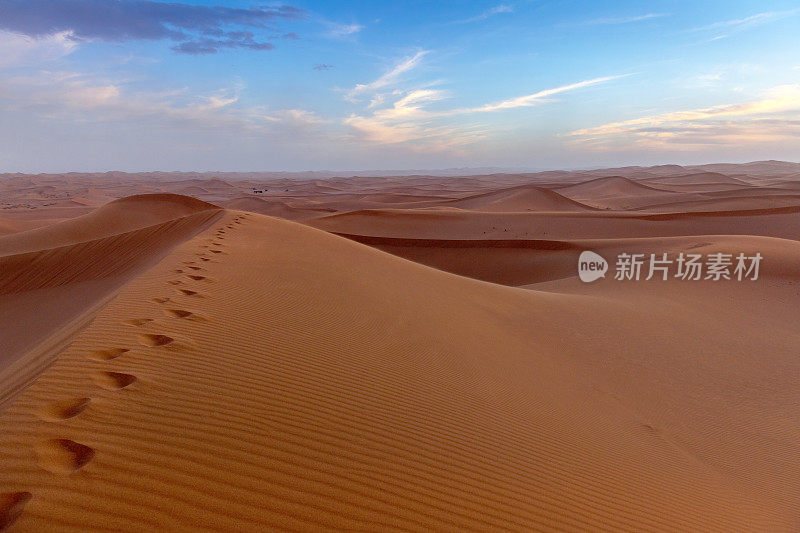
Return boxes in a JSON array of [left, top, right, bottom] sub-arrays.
[[223, 196, 335, 221], [310, 205, 800, 241], [0, 194, 221, 409], [0, 208, 796, 530], [642, 171, 751, 186], [442, 184, 594, 212], [553, 176, 704, 209]]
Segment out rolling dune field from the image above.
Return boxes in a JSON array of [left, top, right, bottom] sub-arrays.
[[1, 162, 800, 531]]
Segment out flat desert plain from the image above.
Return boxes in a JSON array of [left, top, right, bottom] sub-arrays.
[[1, 161, 800, 531]]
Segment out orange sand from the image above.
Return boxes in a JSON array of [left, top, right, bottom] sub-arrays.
[[1, 163, 800, 531]]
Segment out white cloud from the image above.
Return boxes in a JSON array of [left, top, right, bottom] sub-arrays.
[[343, 75, 625, 151], [0, 30, 78, 68], [0, 69, 331, 143], [693, 9, 799, 31], [456, 4, 514, 24], [326, 22, 363, 38], [578, 13, 666, 26], [691, 9, 799, 40], [569, 85, 800, 149], [446, 75, 628, 114], [346, 50, 429, 101]]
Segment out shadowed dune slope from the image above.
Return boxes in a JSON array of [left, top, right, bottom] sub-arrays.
[[334, 233, 581, 285], [0, 211, 797, 530], [0, 194, 217, 256], [0, 195, 222, 410]]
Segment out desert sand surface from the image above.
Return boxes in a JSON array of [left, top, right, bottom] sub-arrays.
[[1, 161, 800, 531]]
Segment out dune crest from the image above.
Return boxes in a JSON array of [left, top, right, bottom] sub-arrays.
[[0, 194, 221, 410]]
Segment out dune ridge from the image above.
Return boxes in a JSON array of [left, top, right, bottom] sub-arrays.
[[443, 184, 595, 212], [0, 195, 222, 413]]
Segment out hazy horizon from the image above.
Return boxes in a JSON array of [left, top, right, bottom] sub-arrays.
[[3, 159, 800, 177]]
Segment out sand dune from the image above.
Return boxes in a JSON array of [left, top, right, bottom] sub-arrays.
[[2, 162, 800, 531], [558, 175, 665, 196], [311, 205, 800, 241], [442, 184, 594, 212], [1, 209, 797, 530], [223, 196, 335, 221], [643, 171, 751, 186], [0, 194, 221, 411], [553, 176, 699, 209]]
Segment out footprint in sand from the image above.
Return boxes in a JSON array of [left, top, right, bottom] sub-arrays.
[[35, 439, 95, 474], [177, 288, 202, 297], [186, 275, 207, 282], [186, 266, 203, 271], [167, 280, 182, 285], [0, 491, 32, 530], [38, 398, 91, 421], [92, 371, 137, 390], [139, 333, 174, 347], [152, 297, 170, 304], [164, 309, 194, 319], [124, 318, 154, 327], [88, 348, 129, 361]]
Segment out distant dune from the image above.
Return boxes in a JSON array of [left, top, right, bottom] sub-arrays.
[[223, 196, 336, 221], [558, 175, 665, 196], [643, 171, 751, 186], [444, 184, 594, 212]]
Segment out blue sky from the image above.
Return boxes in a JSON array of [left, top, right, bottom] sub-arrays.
[[0, 0, 798, 172]]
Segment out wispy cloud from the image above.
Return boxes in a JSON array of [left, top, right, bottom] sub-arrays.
[[569, 85, 800, 149], [456, 4, 513, 24], [577, 13, 667, 26], [324, 22, 363, 38], [346, 50, 429, 101], [451, 75, 628, 114], [681, 63, 764, 88], [0, 29, 77, 67], [0, 0, 305, 54], [691, 9, 800, 41], [0, 69, 329, 142], [344, 74, 625, 150], [313, 64, 333, 71]]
